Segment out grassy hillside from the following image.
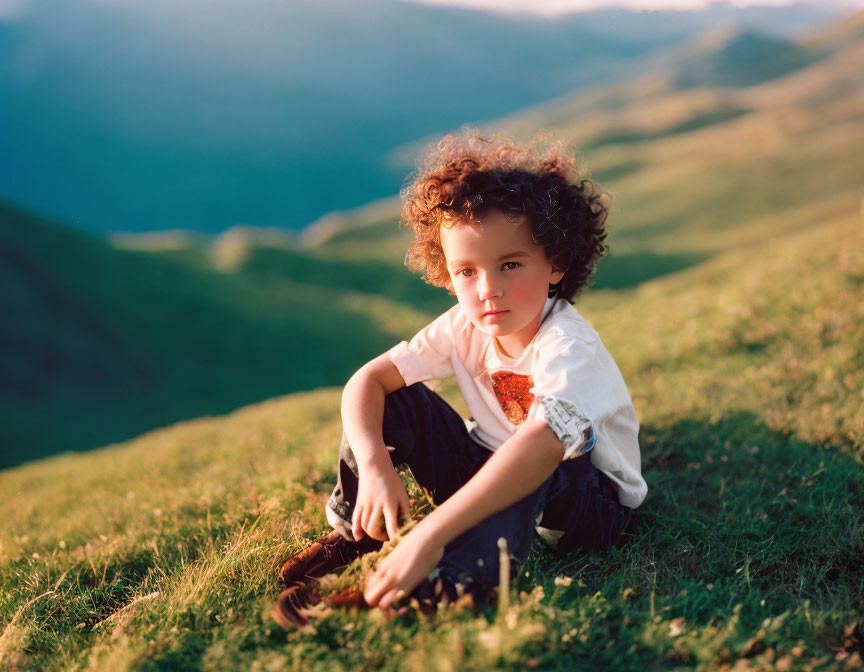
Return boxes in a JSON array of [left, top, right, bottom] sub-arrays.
[[0, 201, 443, 468], [1, 203, 861, 670]]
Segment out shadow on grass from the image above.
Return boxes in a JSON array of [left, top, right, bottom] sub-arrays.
[[592, 250, 712, 290], [526, 410, 864, 622]]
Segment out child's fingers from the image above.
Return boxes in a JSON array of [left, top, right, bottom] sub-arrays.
[[361, 505, 373, 537], [372, 505, 390, 541], [379, 586, 406, 612], [351, 506, 364, 541], [363, 504, 386, 541], [384, 507, 399, 541], [364, 568, 397, 607]]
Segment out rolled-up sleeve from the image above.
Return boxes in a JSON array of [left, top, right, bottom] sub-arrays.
[[535, 395, 596, 460], [388, 308, 456, 386], [528, 331, 621, 461]]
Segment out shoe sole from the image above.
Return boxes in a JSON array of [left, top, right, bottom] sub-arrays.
[[271, 582, 321, 630]]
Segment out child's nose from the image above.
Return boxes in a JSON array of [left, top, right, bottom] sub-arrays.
[[477, 272, 503, 301]]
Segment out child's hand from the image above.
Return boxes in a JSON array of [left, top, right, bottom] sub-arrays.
[[351, 465, 411, 542], [363, 526, 444, 611]]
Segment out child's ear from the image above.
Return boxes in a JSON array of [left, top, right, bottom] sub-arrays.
[[550, 268, 566, 285], [444, 280, 456, 296]]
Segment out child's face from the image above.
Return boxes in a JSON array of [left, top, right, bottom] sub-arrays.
[[440, 209, 565, 349]]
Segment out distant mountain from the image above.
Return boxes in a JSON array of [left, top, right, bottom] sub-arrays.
[[671, 27, 823, 88], [0, 0, 850, 234]]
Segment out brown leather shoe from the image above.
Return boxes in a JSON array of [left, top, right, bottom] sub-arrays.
[[270, 574, 477, 631], [271, 582, 370, 630], [271, 582, 321, 629], [279, 530, 384, 587]]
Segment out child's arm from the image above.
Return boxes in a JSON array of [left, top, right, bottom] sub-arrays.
[[341, 352, 411, 542], [363, 418, 566, 609]]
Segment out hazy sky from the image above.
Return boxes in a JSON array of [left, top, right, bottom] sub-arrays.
[[409, 0, 864, 16], [2, 0, 861, 19]]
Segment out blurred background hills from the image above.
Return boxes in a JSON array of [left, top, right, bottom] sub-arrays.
[[1, 1, 863, 468], [0, 0, 852, 233]]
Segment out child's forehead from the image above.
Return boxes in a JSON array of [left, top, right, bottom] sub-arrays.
[[440, 209, 531, 239], [439, 210, 540, 259]]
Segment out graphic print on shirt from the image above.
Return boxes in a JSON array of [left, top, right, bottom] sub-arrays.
[[490, 371, 534, 425]]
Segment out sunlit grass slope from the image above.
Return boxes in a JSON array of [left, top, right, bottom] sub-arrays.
[[2, 206, 861, 671], [0, 201, 435, 468]]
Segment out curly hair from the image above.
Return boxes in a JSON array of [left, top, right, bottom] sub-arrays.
[[399, 127, 610, 303]]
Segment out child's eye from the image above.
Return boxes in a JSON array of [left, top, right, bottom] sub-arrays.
[[502, 262, 521, 270], [458, 268, 474, 277]]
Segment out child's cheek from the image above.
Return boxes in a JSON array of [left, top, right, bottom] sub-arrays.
[[511, 273, 544, 308]]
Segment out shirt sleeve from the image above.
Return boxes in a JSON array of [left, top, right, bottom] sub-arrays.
[[528, 331, 620, 461], [388, 309, 456, 386], [534, 395, 597, 460]]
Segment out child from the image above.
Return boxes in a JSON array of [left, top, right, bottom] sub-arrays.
[[273, 128, 647, 626]]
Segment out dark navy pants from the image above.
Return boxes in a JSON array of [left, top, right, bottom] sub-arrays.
[[326, 382, 628, 600]]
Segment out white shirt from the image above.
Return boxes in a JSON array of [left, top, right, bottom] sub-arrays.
[[388, 295, 648, 509]]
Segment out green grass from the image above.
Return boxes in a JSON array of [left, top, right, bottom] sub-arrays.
[[2, 211, 861, 671]]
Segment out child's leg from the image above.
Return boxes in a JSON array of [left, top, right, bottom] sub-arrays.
[[326, 382, 494, 541], [534, 453, 630, 557], [419, 455, 627, 604], [430, 472, 556, 602]]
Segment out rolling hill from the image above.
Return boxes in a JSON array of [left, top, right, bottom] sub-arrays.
[[0, 200, 445, 468]]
